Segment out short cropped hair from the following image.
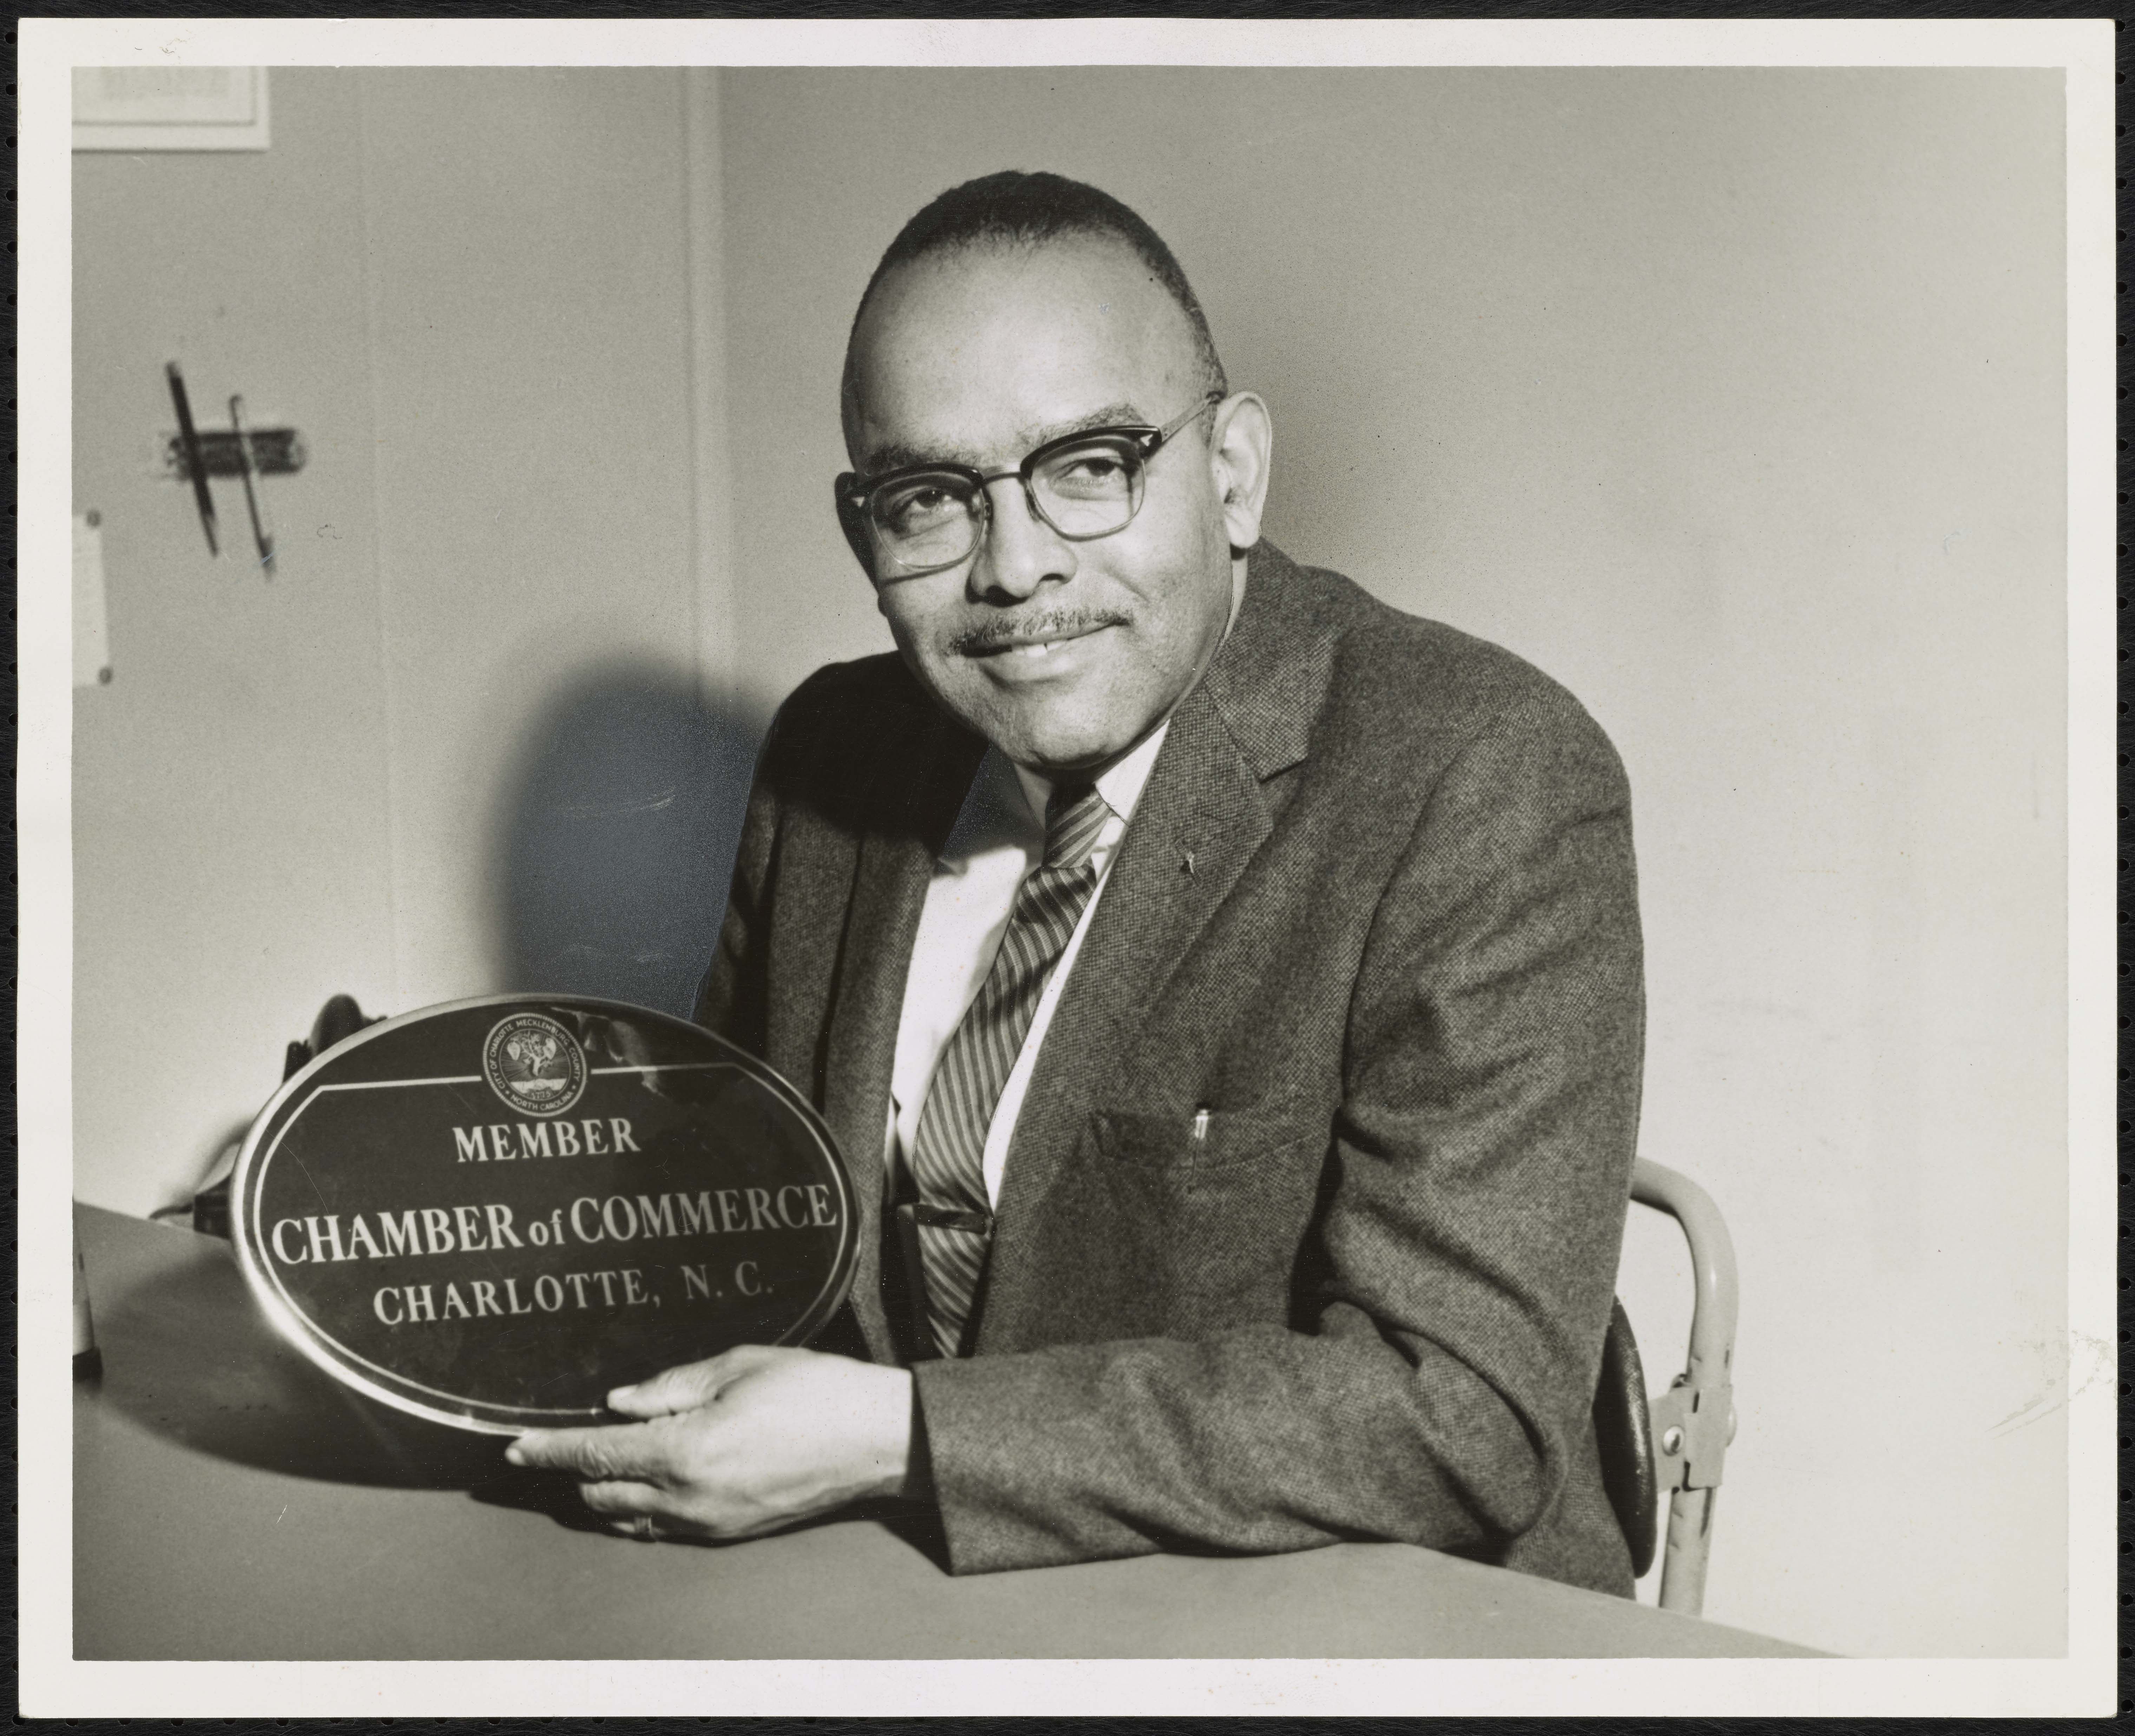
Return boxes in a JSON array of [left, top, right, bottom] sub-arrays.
[[840, 170, 1228, 444]]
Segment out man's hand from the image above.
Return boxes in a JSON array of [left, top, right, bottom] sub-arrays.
[[506, 1346, 921, 1543]]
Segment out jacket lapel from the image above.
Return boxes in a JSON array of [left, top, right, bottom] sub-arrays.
[[975, 544, 1335, 1349], [817, 701, 983, 1361]]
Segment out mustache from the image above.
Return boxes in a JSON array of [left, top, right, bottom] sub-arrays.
[[948, 608, 1130, 655]]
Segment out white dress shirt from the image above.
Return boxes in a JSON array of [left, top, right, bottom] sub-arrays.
[[886, 722, 1170, 1208]]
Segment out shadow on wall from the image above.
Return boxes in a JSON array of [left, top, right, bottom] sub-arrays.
[[491, 663, 769, 1019]]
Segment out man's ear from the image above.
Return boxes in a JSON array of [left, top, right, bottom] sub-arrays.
[[1207, 392, 1273, 552]]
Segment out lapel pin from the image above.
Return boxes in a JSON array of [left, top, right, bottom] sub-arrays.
[[1181, 850, 1197, 877]]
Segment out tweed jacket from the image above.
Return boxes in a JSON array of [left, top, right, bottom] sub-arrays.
[[695, 542, 1645, 1595]]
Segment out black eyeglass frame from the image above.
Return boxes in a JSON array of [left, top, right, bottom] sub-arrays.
[[834, 390, 1226, 581]]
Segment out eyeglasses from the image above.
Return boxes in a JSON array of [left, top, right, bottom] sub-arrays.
[[835, 391, 1224, 581]]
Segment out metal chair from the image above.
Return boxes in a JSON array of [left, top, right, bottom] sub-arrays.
[[1592, 1156, 1739, 1616], [184, 995, 384, 1238]]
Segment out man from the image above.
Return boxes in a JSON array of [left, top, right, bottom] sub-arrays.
[[511, 171, 1645, 1596]]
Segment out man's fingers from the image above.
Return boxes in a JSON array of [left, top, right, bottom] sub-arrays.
[[580, 1481, 671, 1543], [607, 1346, 769, 1418], [605, 1363, 719, 1418], [506, 1420, 669, 1481], [578, 1478, 660, 1518]]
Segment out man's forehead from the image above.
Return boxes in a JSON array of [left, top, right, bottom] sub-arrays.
[[849, 238, 1190, 468]]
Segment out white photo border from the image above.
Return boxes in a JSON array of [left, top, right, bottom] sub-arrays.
[[18, 14, 2115, 1718]]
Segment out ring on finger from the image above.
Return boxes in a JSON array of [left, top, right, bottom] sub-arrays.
[[626, 1514, 659, 1543]]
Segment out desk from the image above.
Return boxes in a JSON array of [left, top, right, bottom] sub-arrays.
[[73, 1205, 1814, 1660]]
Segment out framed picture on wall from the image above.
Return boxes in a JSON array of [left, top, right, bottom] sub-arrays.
[[72, 66, 269, 151]]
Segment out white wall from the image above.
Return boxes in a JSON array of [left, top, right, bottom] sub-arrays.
[[715, 67, 2067, 1658], [72, 69, 743, 1215]]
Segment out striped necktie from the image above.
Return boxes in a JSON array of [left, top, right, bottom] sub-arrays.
[[905, 779, 1113, 1358]]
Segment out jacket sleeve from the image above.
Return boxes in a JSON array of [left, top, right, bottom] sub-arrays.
[[909, 689, 1644, 1578]]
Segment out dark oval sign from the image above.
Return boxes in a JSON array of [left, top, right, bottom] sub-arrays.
[[231, 995, 857, 1433]]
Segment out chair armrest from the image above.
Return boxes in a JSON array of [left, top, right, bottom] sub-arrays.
[[1631, 1157, 1738, 1492]]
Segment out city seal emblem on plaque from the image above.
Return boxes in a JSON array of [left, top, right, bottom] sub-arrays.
[[483, 1012, 587, 1116]]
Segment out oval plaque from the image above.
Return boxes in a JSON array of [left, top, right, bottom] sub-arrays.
[[230, 995, 857, 1433]]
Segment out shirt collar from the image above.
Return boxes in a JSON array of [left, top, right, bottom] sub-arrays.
[[1010, 719, 1170, 835]]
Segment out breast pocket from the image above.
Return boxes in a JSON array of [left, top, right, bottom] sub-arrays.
[[1053, 1106, 1331, 1329]]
